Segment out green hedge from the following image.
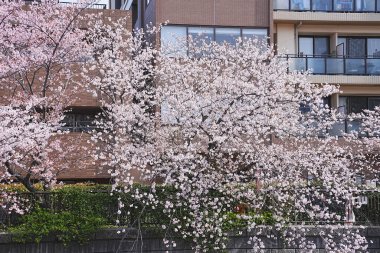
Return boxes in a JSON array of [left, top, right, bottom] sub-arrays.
[[6, 184, 275, 245]]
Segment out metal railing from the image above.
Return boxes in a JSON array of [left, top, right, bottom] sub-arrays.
[[60, 121, 98, 132], [58, 1, 107, 9], [1, 191, 379, 227], [274, 0, 380, 13], [22, 0, 108, 9], [283, 54, 380, 76]]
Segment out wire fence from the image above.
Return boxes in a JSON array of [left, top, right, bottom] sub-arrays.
[[1, 190, 379, 228]]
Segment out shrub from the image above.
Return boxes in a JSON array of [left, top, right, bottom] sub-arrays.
[[9, 207, 106, 245]]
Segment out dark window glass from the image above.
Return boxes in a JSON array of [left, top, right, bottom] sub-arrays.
[[315, 37, 330, 55], [349, 97, 368, 113], [299, 102, 311, 113], [368, 97, 380, 110], [347, 38, 366, 57]]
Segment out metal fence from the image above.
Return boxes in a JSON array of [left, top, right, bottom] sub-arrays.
[[283, 54, 380, 76], [274, 0, 380, 13]]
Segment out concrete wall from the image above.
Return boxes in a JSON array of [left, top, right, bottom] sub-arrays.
[[154, 0, 270, 27], [1, 227, 380, 253]]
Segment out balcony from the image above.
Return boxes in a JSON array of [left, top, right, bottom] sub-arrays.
[[60, 121, 97, 132], [58, 1, 107, 9], [274, 0, 380, 12], [23, 0, 112, 9], [284, 55, 380, 76]]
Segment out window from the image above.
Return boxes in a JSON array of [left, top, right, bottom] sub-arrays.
[[215, 28, 241, 45], [299, 96, 331, 113], [367, 38, 380, 57], [339, 96, 380, 114], [291, 0, 310, 10], [161, 25, 268, 56], [334, 0, 354, 11], [61, 113, 98, 132], [188, 27, 214, 44], [273, 0, 289, 10], [313, 0, 333, 11], [338, 37, 379, 57], [242, 29, 268, 44], [356, 0, 376, 11], [161, 26, 187, 57], [299, 36, 329, 56]]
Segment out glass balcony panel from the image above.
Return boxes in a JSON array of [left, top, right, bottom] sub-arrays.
[[273, 0, 289, 9], [334, 0, 354, 11], [307, 58, 325, 74], [290, 0, 311, 10], [326, 58, 344, 74], [329, 121, 346, 136], [345, 58, 365, 74], [355, 0, 376, 11], [367, 59, 380, 75], [312, 0, 333, 11], [347, 120, 365, 136], [288, 57, 307, 72]]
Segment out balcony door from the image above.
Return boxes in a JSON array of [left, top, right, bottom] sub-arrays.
[[299, 36, 330, 56], [298, 36, 329, 74]]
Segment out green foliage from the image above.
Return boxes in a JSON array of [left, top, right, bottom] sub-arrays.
[[223, 211, 276, 231], [10, 207, 105, 245]]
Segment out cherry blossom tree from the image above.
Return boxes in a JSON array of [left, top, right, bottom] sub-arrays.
[[91, 26, 374, 251], [0, 0, 93, 198]]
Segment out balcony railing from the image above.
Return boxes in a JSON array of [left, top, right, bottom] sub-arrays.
[[58, 1, 107, 9], [23, 0, 109, 9], [283, 54, 380, 76], [274, 0, 380, 13], [328, 118, 365, 136], [60, 121, 97, 132]]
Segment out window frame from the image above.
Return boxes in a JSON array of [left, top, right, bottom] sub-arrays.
[[339, 36, 380, 58], [298, 35, 331, 57], [160, 24, 269, 56]]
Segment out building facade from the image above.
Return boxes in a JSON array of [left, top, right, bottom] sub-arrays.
[[23, 0, 380, 182], [11, 0, 378, 182], [274, 0, 380, 134]]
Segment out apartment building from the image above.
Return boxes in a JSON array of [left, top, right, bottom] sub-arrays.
[[14, 0, 378, 182], [128, 0, 271, 50], [0, 3, 132, 183], [274, 0, 380, 134], [58, 6, 133, 183]]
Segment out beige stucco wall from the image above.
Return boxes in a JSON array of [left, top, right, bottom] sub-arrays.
[[298, 24, 380, 35], [274, 11, 380, 23], [276, 23, 296, 54], [308, 75, 380, 86]]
